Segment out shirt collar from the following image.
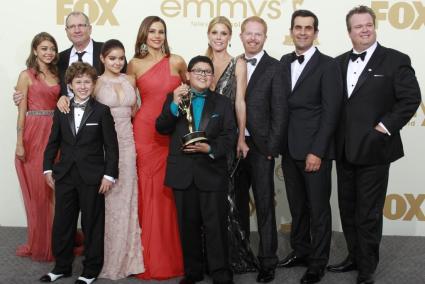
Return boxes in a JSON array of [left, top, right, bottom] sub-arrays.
[[73, 97, 91, 105], [293, 46, 316, 65], [71, 39, 93, 57], [353, 41, 377, 56], [191, 88, 209, 98], [245, 50, 265, 63]]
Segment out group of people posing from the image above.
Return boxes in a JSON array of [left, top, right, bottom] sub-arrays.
[[13, 4, 421, 284]]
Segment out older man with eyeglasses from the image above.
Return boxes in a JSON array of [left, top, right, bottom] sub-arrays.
[[13, 11, 126, 110]]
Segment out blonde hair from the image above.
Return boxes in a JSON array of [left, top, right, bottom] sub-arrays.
[[206, 16, 232, 59]]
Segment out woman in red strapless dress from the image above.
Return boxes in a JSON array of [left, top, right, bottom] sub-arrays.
[[15, 32, 60, 262], [127, 16, 187, 279]]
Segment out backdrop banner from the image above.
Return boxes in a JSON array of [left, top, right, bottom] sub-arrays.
[[1, 0, 423, 236]]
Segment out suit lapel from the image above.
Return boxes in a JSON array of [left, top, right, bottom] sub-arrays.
[[341, 52, 350, 98], [76, 98, 95, 138], [198, 92, 215, 131], [292, 49, 320, 92], [246, 52, 270, 94], [92, 41, 102, 74], [67, 104, 76, 137], [350, 44, 385, 98], [281, 55, 292, 91]]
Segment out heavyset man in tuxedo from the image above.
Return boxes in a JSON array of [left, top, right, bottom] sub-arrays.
[[326, 6, 421, 284], [279, 10, 342, 284], [235, 16, 288, 283]]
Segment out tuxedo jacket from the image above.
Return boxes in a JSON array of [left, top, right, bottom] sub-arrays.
[[156, 90, 236, 191], [336, 43, 421, 165], [245, 51, 288, 157], [280, 49, 343, 160], [43, 98, 119, 185], [57, 40, 127, 96]]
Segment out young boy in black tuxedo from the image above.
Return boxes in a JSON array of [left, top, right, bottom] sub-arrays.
[[41, 62, 119, 284], [156, 56, 236, 284]]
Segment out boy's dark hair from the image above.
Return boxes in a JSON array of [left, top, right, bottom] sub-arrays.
[[187, 55, 214, 74], [65, 62, 98, 84]]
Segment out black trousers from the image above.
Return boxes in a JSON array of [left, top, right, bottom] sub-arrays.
[[52, 165, 105, 278], [173, 184, 232, 283], [282, 154, 332, 268], [234, 137, 278, 269], [336, 157, 389, 277]]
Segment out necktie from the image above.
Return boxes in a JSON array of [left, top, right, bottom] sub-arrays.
[[72, 101, 88, 110], [244, 57, 257, 66], [291, 52, 305, 64], [76, 51, 86, 62], [350, 51, 366, 62]]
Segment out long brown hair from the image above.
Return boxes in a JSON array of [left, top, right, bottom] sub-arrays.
[[206, 16, 232, 59], [134, 16, 170, 59], [26, 32, 59, 78]]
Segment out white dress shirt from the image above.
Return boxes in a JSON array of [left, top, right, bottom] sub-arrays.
[[246, 50, 265, 83], [291, 46, 317, 90], [346, 41, 377, 97], [67, 40, 94, 97], [244, 50, 265, 136], [346, 41, 390, 135]]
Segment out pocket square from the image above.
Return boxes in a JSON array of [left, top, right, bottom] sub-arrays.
[[211, 114, 219, 118], [373, 74, 384, 77], [86, 123, 98, 126]]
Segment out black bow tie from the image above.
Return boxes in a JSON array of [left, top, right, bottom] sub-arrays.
[[72, 101, 88, 110], [244, 57, 257, 66], [76, 51, 86, 62], [350, 51, 366, 62], [291, 52, 305, 64]]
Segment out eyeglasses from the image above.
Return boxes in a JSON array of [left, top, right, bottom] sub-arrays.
[[66, 24, 89, 30], [190, 68, 213, 76]]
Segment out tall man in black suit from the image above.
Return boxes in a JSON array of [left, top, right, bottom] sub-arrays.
[[41, 62, 119, 284], [156, 56, 236, 284], [235, 16, 288, 283], [279, 10, 342, 284], [326, 6, 421, 284]]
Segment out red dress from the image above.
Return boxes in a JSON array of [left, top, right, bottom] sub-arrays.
[[15, 69, 60, 261], [133, 57, 184, 279]]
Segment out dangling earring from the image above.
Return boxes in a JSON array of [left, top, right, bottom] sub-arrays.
[[161, 45, 165, 54], [229, 42, 232, 48], [140, 43, 148, 56]]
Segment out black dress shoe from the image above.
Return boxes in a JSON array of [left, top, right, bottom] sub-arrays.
[[300, 267, 325, 284], [279, 251, 308, 268], [179, 276, 204, 284], [256, 269, 275, 283], [357, 275, 374, 284], [39, 272, 71, 282], [327, 257, 357, 273]]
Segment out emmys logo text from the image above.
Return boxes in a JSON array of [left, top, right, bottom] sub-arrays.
[[57, 0, 119, 25], [160, 0, 282, 19]]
